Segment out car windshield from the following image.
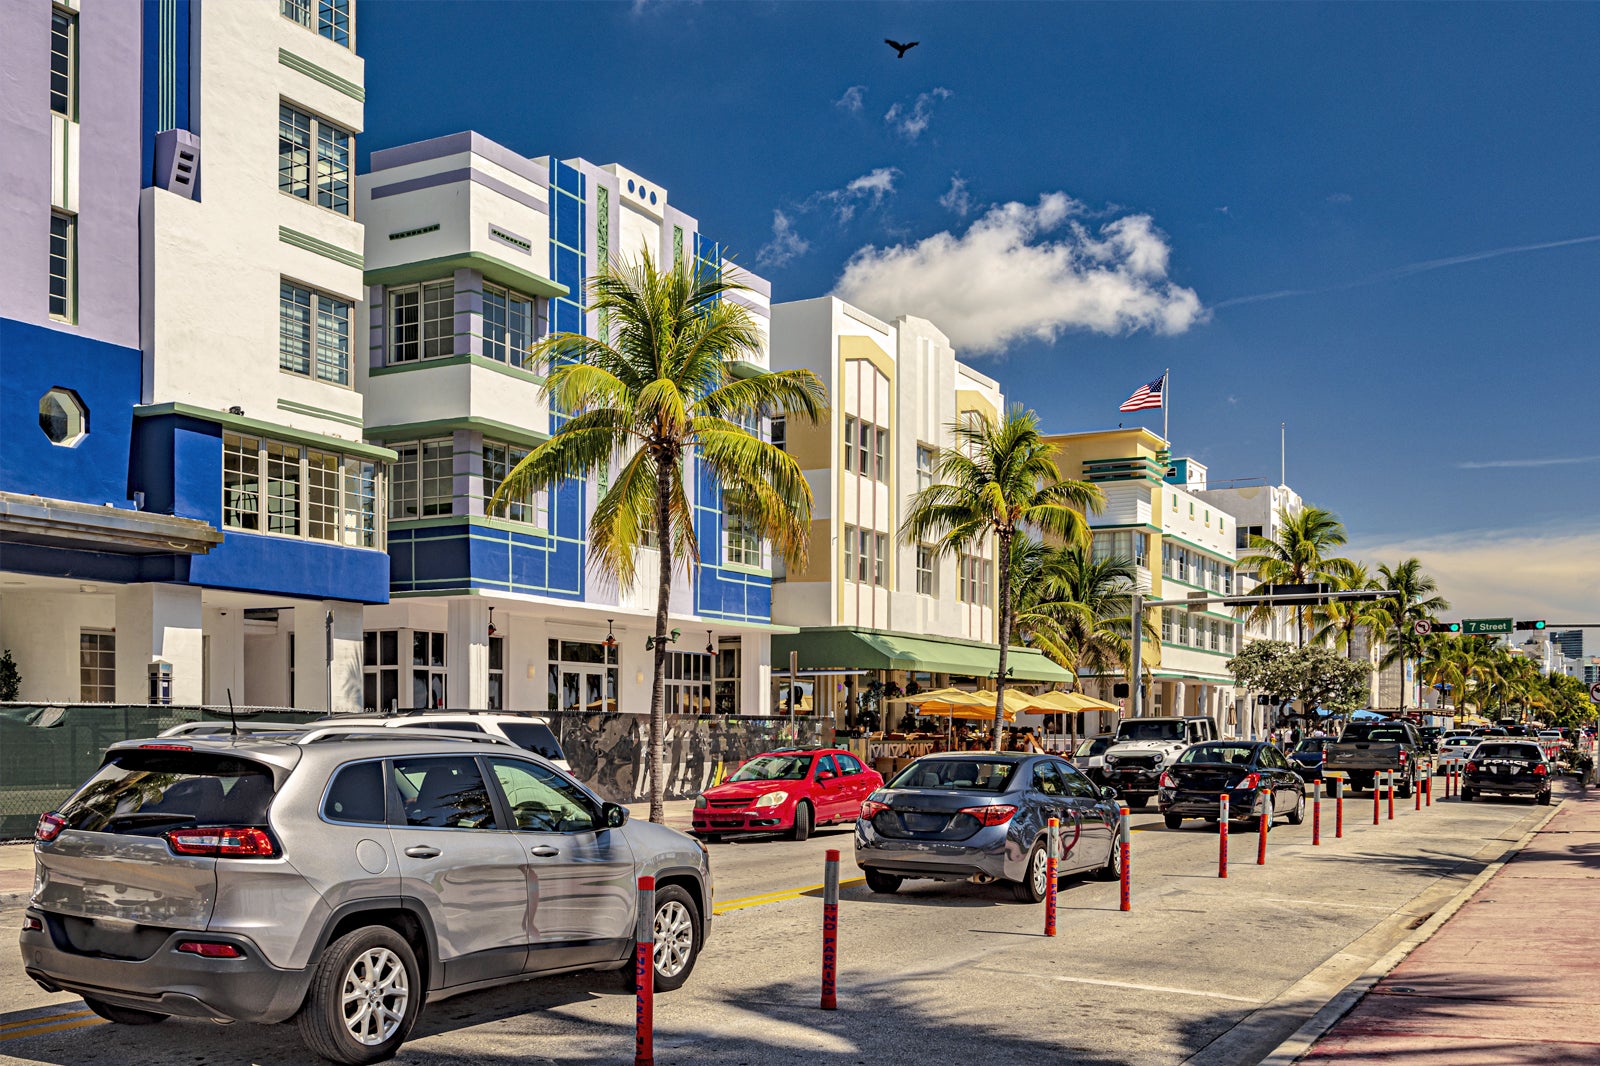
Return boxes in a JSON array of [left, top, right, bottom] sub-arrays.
[[888, 759, 1016, 792], [729, 755, 812, 782], [1117, 721, 1184, 742], [1076, 737, 1112, 757], [1294, 739, 1328, 753], [1341, 726, 1406, 742], [1475, 744, 1541, 760], [1177, 745, 1255, 766]]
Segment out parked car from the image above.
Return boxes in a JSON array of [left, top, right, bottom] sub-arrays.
[[1461, 740, 1553, 805], [692, 748, 882, 842], [1099, 716, 1220, 809], [1324, 719, 1424, 796], [22, 725, 709, 1065], [854, 752, 1121, 903], [306, 711, 572, 773], [1288, 737, 1331, 779], [1068, 734, 1115, 783], [1437, 731, 1481, 768], [1156, 741, 1307, 829]]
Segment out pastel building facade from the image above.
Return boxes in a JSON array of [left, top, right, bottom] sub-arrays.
[[356, 133, 777, 717], [0, 0, 385, 711], [770, 298, 1072, 726]]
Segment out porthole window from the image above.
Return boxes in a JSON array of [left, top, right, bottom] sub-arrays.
[[649, 191, 657, 205], [39, 387, 88, 447], [627, 179, 635, 193]]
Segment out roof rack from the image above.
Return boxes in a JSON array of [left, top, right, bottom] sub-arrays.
[[159, 721, 307, 738], [386, 708, 547, 720], [294, 726, 518, 747]]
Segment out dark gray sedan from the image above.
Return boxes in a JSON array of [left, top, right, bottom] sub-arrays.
[[854, 752, 1122, 902]]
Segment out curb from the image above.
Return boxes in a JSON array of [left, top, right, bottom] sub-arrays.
[[1251, 797, 1565, 1066]]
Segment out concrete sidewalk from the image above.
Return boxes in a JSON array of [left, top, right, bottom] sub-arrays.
[[0, 842, 33, 906], [1293, 777, 1600, 1064]]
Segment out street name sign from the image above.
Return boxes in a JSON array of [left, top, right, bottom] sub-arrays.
[[1463, 618, 1513, 635]]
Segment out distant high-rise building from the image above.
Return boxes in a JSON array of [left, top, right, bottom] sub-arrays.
[[1552, 630, 1583, 661]]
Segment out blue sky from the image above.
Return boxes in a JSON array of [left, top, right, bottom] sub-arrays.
[[361, 1, 1600, 622]]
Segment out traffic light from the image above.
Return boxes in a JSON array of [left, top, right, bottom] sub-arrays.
[[1514, 620, 1547, 631], [1434, 621, 1462, 634]]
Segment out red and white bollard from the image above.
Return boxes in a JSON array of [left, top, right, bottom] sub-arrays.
[[1415, 773, 1422, 811], [1045, 818, 1059, 937], [1312, 779, 1322, 846], [1219, 794, 1229, 878], [1425, 767, 1433, 807], [821, 849, 840, 1009], [1333, 774, 1344, 838], [1118, 807, 1131, 911], [1257, 789, 1271, 865], [1387, 771, 1396, 821], [1373, 776, 1382, 825], [635, 875, 655, 1066]]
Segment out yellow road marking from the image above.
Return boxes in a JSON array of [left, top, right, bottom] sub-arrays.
[[0, 1010, 93, 1033], [713, 876, 864, 915], [0, 1017, 104, 1042]]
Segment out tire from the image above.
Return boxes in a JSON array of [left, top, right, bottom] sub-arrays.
[[1286, 789, 1305, 825], [1536, 790, 1552, 806], [81, 997, 167, 1026], [1094, 835, 1123, 881], [1399, 774, 1414, 799], [864, 868, 902, 894], [788, 801, 813, 842], [1128, 795, 1149, 810], [1011, 841, 1050, 903], [1461, 786, 1476, 802], [1163, 813, 1183, 829], [698, 832, 723, 844], [295, 925, 421, 1066], [647, 885, 702, 992]]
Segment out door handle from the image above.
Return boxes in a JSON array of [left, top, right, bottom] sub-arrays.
[[529, 845, 561, 858], [404, 845, 440, 859]]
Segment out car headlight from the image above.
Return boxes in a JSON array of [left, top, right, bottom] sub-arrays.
[[1104, 756, 1117, 766], [753, 791, 788, 808], [694, 795, 707, 809], [1153, 754, 1165, 767]]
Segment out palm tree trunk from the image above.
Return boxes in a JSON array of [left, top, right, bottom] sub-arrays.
[[648, 457, 674, 824], [993, 529, 1013, 754]]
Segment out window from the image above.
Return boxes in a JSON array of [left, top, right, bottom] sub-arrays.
[[664, 651, 713, 714], [266, 441, 302, 535], [1237, 525, 1263, 552], [278, 103, 352, 215], [1032, 761, 1064, 795], [79, 630, 115, 702], [857, 419, 872, 476], [412, 631, 447, 709], [770, 416, 786, 452], [724, 501, 762, 567], [282, 0, 351, 47], [547, 638, 620, 714], [482, 441, 547, 526], [362, 630, 400, 713], [842, 416, 856, 472], [715, 638, 741, 713], [916, 445, 936, 494], [843, 415, 888, 480], [482, 282, 538, 366], [958, 555, 991, 604], [390, 439, 453, 520], [224, 433, 262, 530], [875, 427, 889, 481], [323, 760, 389, 824], [279, 281, 352, 386], [488, 636, 504, 710], [1161, 610, 1173, 642], [857, 527, 872, 583], [223, 433, 380, 545], [49, 212, 75, 321], [1093, 530, 1147, 569], [38, 387, 87, 446], [306, 450, 341, 541], [388, 281, 454, 362], [487, 757, 595, 833], [393, 756, 495, 829], [916, 545, 936, 596], [843, 525, 855, 580], [837, 753, 865, 776], [50, 10, 75, 117], [874, 531, 888, 586]]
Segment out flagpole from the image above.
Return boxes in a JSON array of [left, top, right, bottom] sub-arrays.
[[1163, 368, 1170, 443]]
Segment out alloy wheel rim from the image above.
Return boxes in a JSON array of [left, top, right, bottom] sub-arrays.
[[340, 946, 408, 1046], [1032, 849, 1049, 895], [653, 900, 694, 978]]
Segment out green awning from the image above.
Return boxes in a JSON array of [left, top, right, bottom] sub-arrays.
[[772, 627, 1074, 684]]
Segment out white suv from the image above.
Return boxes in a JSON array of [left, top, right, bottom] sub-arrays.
[[312, 712, 572, 773]]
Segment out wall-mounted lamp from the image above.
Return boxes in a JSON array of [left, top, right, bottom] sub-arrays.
[[486, 606, 496, 637], [227, 405, 244, 416], [645, 628, 681, 651], [603, 619, 617, 651], [706, 629, 714, 655]]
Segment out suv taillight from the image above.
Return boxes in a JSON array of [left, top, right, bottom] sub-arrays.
[[1398, 750, 1407, 764], [1465, 760, 1477, 773], [35, 812, 66, 843], [1533, 763, 1548, 776], [177, 941, 244, 958], [165, 827, 277, 858]]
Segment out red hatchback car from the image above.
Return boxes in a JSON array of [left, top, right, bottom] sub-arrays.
[[692, 748, 884, 842]]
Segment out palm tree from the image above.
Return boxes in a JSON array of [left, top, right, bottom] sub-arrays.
[[1009, 536, 1155, 686], [496, 250, 828, 823], [902, 406, 1102, 751], [1374, 558, 1450, 716], [1237, 505, 1350, 646], [1312, 560, 1383, 662]]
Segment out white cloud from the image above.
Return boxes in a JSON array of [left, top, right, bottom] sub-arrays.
[[1348, 526, 1600, 626], [835, 85, 866, 113], [833, 193, 1205, 353], [884, 87, 952, 140], [791, 167, 900, 224], [755, 210, 810, 267], [939, 174, 973, 217], [1458, 455, 1600, 470]]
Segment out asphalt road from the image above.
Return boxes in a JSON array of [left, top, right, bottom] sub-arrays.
[[0, 786, 1556, 1066]]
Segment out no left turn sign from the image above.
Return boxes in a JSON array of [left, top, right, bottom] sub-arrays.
[[1590, 681, 1600, 704]]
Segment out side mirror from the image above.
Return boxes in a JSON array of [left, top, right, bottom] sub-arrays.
[[602, 802, 629, 829], [1100, 785, 1119, 801], [817, 770, 837, 781]]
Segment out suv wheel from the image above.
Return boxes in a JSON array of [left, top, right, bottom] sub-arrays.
[[1163, 813, 1183, 830], [297, 926, 420, 1065], [864, 868, 902, 894], [82, 997, 168, 1026], [650, 885, 702, 991]]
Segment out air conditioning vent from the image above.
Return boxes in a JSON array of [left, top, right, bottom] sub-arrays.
[[154, 129, 201, 200]]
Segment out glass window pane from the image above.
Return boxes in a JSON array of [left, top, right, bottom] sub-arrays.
[[278, 105, 312, 200], [278, 282, 313, 375], [394, 757, 496, 829], [223, 433, 262, 531], [50, 12, 74, 116], [266, 442, 301, 535], [314, 294, 350, 384], [316, 122, 350, 214]]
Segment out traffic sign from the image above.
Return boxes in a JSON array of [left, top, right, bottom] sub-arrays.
[[1412, 619, 1432, 636], [1463, 618, 1513, 635], [1590, 681, 1600, 704]]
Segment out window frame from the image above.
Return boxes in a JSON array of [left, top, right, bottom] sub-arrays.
[[279, 279, 353, 387], [916, 444, 936, 494], [386, 280, 455, 363], [222, 431, 383, 547], [281, 0, 353, 47], [481, 280, 541, 367], [79, 629, 115, 702], [278, 101, 354, 217], [49, 211, 76, 323], [915, 544, 936, 596], [482, 440, 548, 528], [50, 9, 77, 119]]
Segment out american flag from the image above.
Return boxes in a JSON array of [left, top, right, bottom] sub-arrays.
[[1119, 374, 1166, 412]]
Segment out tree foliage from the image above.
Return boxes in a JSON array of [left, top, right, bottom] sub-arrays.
[[1227, 639, 1371, 718]]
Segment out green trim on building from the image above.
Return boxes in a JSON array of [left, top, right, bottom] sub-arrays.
[[1161, 530, 1233, 560], [277, 48, 365, 102], [365, 252, 568, 300], [727, 359, 766, 379], [1083, 455, 1167, 484], [390, 513, 553, 538], [275, 398, 364, 428], [773, 626, 1074, 683], [719, 561, 773, 578], [368, 415, 550, 449], [134, 402, 396, 462], [279, 226, 363, 270], [367, 353, 545, 386]]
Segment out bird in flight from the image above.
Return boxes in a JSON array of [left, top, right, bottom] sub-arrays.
[[885, 38, 919, 58]]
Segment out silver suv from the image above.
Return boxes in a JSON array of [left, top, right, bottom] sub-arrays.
[[21, 726, 710, 1064]]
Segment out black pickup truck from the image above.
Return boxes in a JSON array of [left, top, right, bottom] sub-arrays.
[[1323, 719, 1424, 796]]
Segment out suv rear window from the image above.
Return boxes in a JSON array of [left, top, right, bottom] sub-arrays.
[[500, 722, 565, 762], [1475, 743, 1542, 760], [1340, 723, 1408, 742], [57, 750, 276, 836]]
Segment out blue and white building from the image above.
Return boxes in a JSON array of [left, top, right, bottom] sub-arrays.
[[356, 133, 779, 716], [0, 0, 386, 710]]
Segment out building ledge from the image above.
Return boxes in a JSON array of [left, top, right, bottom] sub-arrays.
[[0, 491, 222, 556], [365, 251, 569, 300], [134, 402, 397, 463]]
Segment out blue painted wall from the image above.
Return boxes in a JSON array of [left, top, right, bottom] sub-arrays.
[[0, 319, 140, 506], [141, 0, 193, 187]]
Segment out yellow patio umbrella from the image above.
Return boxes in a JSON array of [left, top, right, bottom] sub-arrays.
[[893, 688, 1017, 723], [1037, 691, 1119, 714]]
